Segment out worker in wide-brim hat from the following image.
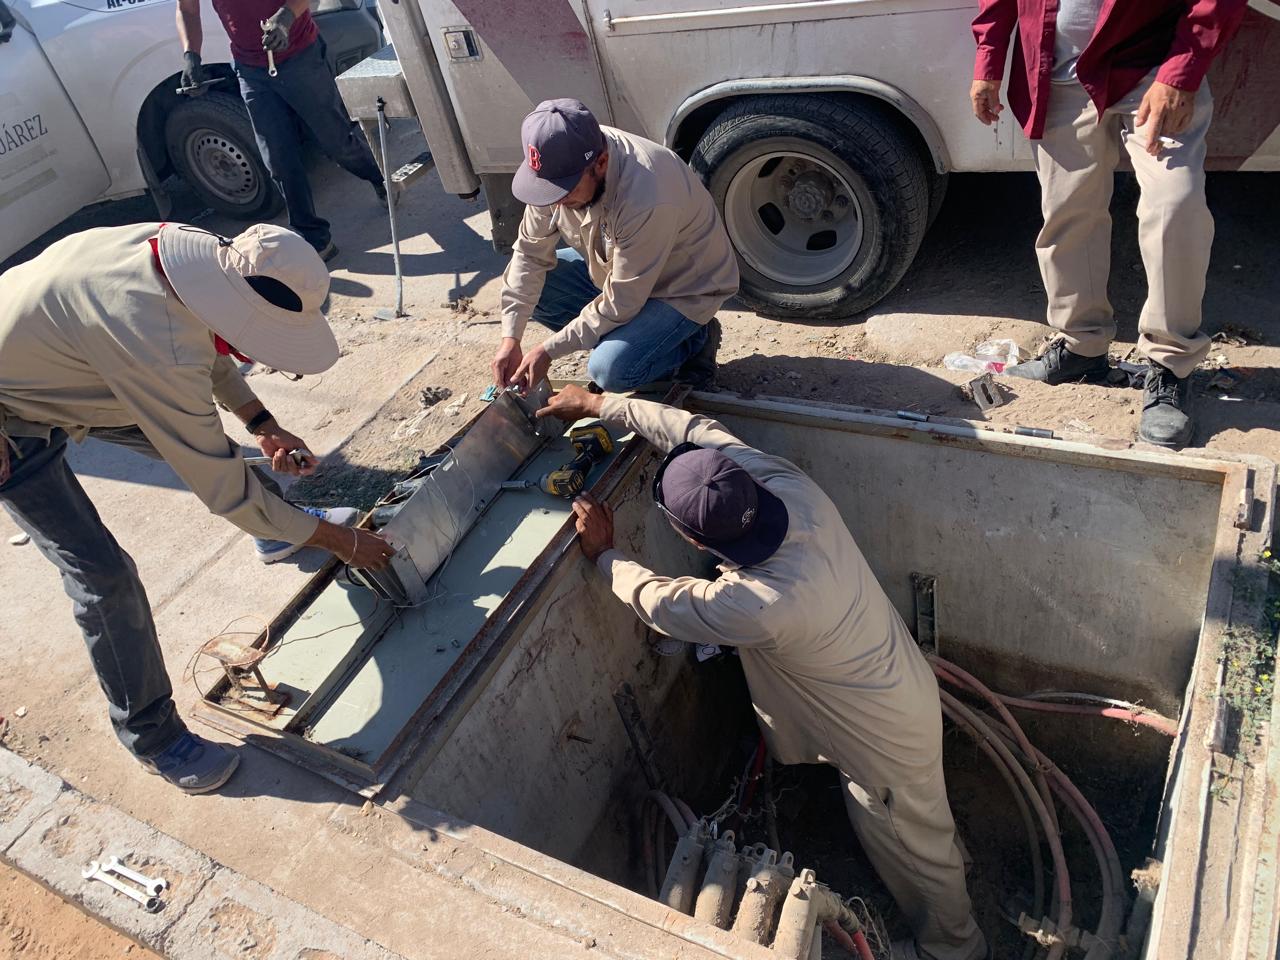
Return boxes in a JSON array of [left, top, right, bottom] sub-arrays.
[[0, 222, 396, 794], [539, 384, 989, 960]]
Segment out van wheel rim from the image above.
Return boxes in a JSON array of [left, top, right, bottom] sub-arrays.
[[186, 129, 259, 205], [724, 151, 864, 287]]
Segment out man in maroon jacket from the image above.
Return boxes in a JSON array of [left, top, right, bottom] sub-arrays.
[[177, 0, 387, 261], [970, 0, 1247, 448]]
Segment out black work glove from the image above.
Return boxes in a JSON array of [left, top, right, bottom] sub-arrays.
[[180, 51, 207, 94], [261, 6, 295, 52]]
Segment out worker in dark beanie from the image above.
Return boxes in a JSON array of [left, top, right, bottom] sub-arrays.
[[176, 0, 388, 261], [538, 384, 988, 960]]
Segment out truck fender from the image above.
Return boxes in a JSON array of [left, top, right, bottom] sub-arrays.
[[136, 64, 237, 185], [665, 76, 951, 175]]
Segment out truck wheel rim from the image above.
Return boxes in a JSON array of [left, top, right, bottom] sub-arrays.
[[724, 150, 864, 287], [186, 128, 259, 205]]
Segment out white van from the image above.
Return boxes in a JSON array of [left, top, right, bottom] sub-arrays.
[[0, 0, 381, 262]]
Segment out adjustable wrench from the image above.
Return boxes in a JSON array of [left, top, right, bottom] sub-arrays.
[[82, 861, 163, 913], [103, 855, 168, 897]]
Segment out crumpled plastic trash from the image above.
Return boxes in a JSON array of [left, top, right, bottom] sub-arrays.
[[943, 338, 1021, 374]]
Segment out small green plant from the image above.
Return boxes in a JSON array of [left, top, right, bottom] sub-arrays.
[[1221, 623, 1279, 748], [1208, 772, 1237, 804], [1262, 547, 1280, 579]]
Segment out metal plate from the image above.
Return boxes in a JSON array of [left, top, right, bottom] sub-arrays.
[[372, 389, 549, 604]]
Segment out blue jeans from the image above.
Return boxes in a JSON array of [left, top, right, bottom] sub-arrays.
[[532, 249, 709, 391], [0, 427, 282, 758], [237, 38, 384, 250]]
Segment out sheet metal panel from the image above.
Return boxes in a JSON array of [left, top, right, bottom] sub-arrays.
[[371, 389, 548, 604]]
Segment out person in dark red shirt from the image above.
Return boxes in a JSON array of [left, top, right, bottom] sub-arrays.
[[970, 0, 1248, 449], [176, 0, 388, 261]]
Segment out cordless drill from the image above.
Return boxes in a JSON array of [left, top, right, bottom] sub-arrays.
[[503, 423, 614, 498]]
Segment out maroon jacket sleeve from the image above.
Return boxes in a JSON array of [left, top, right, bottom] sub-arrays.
[[1155, 0, 1249, 91], [972, 0, 1019, 81]]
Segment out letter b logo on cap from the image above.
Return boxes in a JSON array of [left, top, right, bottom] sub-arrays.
[[527, 144, 542, 172]]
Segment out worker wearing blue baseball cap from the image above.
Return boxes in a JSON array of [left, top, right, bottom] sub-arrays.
[[493, 99, 740, 394]]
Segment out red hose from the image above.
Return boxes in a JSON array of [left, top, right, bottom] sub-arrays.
[[823, 920, 876, 960], [930, 657, 1061, 834], [996, 694, 1179, 736], [937, 689, 1073, 960], [935, 659, 1129, 956]]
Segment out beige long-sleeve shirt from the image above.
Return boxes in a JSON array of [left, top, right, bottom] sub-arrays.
[[500, 127, 739, 360], [595, 397, 942, 788], [0, 223, 318, 545]]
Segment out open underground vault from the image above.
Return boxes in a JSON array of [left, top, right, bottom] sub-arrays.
[[196, 391, 1280, 960]]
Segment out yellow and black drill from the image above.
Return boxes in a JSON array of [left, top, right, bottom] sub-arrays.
[[502, 423, 613, 499]]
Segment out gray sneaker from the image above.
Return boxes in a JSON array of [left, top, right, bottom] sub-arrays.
[[139, 732, 240, 794], [1138, 363, 1193, 449], [1005, 340, 1109, 385]]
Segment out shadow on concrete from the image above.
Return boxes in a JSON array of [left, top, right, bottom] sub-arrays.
[[716, 353, 983, 419], [328, 276, 375, 298], [333, 199, 503, 304], [68, 437, 189, 491]]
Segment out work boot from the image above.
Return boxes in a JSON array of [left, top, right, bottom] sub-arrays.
[[373, 181, 396, 209], [140, 732, 240, 794], [1005, 340, 1109, 385], [255, 506, 358, 564], [1138, 362, 1194, 449], [676, 318, 722, 389]]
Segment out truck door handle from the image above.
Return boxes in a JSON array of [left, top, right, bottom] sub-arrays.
[[0, 0, 16, 43]]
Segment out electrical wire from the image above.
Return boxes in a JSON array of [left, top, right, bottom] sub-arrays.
[[937, 688, 1073, 960], [934, 659, 1131, 960]]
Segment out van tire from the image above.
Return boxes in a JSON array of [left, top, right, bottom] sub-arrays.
[[691, 95, 929, 320], [164, 92, 283, 219], [926, 169, 949, 231]]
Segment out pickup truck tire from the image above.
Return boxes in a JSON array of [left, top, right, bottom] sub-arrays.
[[691, 95, 929, 320], [164, 92, 284, 219]]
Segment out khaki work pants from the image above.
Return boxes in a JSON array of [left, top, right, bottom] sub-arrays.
[[843, 763, 985, 960], [1032, 74, 1215, 379]]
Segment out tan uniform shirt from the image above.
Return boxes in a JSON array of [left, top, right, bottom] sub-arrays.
[[595, 397, 942, 788], [0, 223, 318, 545], [500, 127, 739, 360]]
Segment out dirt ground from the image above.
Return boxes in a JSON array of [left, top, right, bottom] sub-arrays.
[[1, 121, 1277, 956], [0, 862, 159, 960]]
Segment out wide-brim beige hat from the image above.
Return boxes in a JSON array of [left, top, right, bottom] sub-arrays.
[[157, 222, 338, 375]]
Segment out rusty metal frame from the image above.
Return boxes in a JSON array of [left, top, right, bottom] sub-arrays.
[[195, 384, 686, 796]]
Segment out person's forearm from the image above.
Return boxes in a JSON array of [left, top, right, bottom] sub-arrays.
[[971, 0, 1017, 80], [176, 0, 202, 54], [306, 519, 355, 560], [284, 0, 309, 16], [1155, 0, 1247, 91]]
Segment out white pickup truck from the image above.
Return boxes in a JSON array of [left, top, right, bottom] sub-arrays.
[[0, 0, 381, 263], [349, 0, 1280, 319]]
